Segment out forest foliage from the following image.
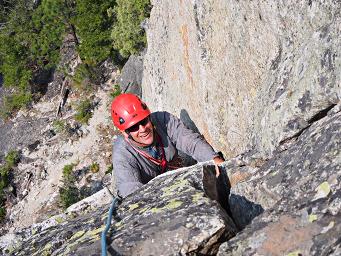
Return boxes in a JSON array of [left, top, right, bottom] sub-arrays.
[[0, 0, 151, 117]]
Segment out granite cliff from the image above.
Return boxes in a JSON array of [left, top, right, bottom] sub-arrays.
[[143, 0, 340, 158]]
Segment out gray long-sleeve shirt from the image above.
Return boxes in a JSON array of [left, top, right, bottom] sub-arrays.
[[112, 111, 218, 197]]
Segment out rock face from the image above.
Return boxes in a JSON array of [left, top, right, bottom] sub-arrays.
[[117, 53, 144, 97], [219, 103, 341, 255], [143, 0, 341, 158], [0, 111, 52, 156], [1, 163, 237, 255]]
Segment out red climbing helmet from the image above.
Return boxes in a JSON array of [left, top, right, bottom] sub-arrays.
[[111, 93, 151, 131]]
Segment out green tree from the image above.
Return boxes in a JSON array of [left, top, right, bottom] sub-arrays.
[[4, 150, 20, 167], [0, 0, 16, 24], [62, 163, 76, 182], [0, 0, 77, 89], [74, 0, 116, 65], [36, 0, 78, 46], [111, 0, 151, 57], [0, 0, 74, 117], [0, 149, 21, 222], [59, 184, 80, 209], [74, 99, 93, 124], [0, 2, 37, 117], [0, 0, 34, 89], [30, 0, 68, 68]]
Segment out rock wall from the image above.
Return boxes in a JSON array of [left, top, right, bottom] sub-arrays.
[[142, 0, 341, 158], [117, 53, 144, 97]]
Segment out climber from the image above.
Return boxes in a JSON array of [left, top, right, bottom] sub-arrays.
[[111, 93, 224, 198]]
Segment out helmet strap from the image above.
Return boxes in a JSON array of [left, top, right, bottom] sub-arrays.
[[128, 133, 134, 141]]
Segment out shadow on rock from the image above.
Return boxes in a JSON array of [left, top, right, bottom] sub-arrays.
[[204, 164, 264, 231], [180, 109, 201, 134], [229, 194, 264, 230]]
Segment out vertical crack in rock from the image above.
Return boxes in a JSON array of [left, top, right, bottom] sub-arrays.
[[202, 163, 266, 245], [201, 164, 239, 252], [203, 164, 231, 216]]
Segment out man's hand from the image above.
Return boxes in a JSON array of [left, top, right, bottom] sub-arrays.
[[213, 156, 224, 177]]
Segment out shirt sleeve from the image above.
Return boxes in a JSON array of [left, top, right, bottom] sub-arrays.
[[163, 112, 219, 162], [112, 140, 143, 198]]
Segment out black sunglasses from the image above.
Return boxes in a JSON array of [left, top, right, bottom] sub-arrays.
[[125, 116, 150, 133]]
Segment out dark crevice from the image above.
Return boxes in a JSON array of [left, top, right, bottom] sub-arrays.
[[280, 104, 337, 145], [228, 194, 264, 230], [202, 164, 231, 218], [202, 163, 265, 254], [202, 164, 264, 230], [307, 104, 336, 124], [201, 164, 240, 255]]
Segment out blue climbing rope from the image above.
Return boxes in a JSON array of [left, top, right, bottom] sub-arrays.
[[101, 197, 119, 256]]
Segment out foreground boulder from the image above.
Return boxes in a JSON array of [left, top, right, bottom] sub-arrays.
[[103, 164, 236, 256], [218, 103, 341, 255], [1, 163, 237, 255]]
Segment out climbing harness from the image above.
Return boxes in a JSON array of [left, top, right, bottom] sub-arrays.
[[126, 132, 178, 173], [101, 196, 119, 256]]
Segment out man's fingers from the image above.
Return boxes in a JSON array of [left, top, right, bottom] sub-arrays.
[[215, 164, 220, 177], [213, 156, 224, 178]]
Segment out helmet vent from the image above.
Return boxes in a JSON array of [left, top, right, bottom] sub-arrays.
[[119, 117, 125, 124]]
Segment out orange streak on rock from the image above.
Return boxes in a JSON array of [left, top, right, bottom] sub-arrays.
[[180, 25, 195, 88], [230, 171, 252, 187], [259, 215, 319, 255]]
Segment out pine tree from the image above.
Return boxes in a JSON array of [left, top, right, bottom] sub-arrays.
[[0, 0, 70, 117], [74, 0, 116, 65], [111, 0, 151, 58], [0, 0, 33, 89], [30, 0, 70, 68]]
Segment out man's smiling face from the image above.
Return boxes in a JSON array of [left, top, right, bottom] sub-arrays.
[[123, 116, 154, 146]]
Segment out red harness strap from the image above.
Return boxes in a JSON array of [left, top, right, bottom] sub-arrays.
[[126, 132, 178, 173]]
